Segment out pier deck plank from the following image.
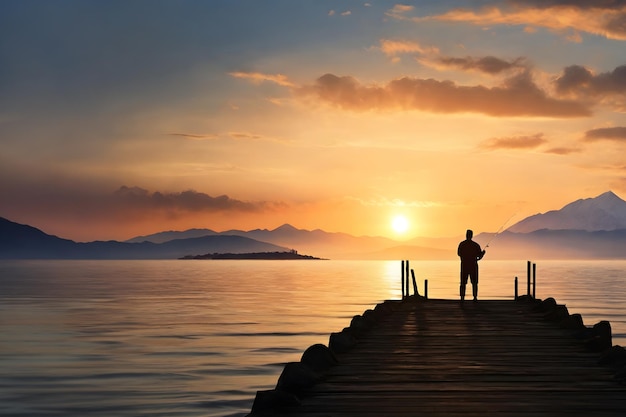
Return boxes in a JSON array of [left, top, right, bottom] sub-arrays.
[[272, 299, 626, 416]]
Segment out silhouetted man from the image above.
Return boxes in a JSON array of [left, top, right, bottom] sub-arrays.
[[457, 229, 485, 301]]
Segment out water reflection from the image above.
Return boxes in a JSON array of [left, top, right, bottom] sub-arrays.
[[0, 259, 625, 417]]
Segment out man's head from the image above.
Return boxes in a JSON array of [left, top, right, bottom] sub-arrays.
[[466, 229, 473, 239]]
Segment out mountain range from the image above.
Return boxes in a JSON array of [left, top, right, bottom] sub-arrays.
[[2, 191, 626, 260], [507, 191, 626, 233]]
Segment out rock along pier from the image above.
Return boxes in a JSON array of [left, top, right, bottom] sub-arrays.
[[246, 263, 626, 416]]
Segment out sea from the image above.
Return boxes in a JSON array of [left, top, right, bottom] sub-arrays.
[[1, 259, 625, 417]]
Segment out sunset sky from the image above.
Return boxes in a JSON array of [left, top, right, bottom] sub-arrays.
[[2, 0, 626, 242]]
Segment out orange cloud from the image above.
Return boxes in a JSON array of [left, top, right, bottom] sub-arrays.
[[298, 72, 590, 117], [378, 39, 439, 56], [481, 133, 548, 150], [228, 132, 263, 140], [388, 4, 414, 15], [397, 2, 626, 41], [168, 133, 218, 140], [228, 71, 295, 87]]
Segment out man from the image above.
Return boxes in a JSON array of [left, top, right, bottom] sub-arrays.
[[457, 229, 486, 302]]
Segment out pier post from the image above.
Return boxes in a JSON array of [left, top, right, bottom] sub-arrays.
[[411, 269, 418, 296], [424, 279, 428, 299], [527, 261, 531, 296], [401, 260, 405, 298], [533, 263, 537, 299], [405, 260, 410, 298], [515, 276, 518, 300]]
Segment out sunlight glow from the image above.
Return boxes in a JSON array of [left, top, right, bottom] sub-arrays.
[[391, 215, 410, 234]]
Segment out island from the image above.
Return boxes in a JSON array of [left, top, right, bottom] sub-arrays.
[[179, 250, 324, 260]]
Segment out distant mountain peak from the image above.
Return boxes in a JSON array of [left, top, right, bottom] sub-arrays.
[[273, 224, 300, 232], [595, 190, 621, 202], [507, 191, 626, 233], [599, 190, 618, 198]]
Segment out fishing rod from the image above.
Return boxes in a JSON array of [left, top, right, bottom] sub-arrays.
[[485, 211, 517, 249]]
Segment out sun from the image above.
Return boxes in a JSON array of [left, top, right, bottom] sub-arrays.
[[391, 215, 410, 234]]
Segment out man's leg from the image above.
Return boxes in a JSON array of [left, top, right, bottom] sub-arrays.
[[470, 269, 478, 301], [460, 271, 468, 301]]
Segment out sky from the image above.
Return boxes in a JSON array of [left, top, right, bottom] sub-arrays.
[[2, 0, 626, 242]]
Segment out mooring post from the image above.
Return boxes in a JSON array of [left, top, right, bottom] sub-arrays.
[[515, 276, 518, 300], [424, 279, 428, 299], [411, 269, 418, 296], [405, 260, 410, 298], [401, 260, 405, 298], [527, 261, 531, 296], [533, 263, 537, 298]]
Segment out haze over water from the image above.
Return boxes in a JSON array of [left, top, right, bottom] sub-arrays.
[[1, 259, 624, 417]]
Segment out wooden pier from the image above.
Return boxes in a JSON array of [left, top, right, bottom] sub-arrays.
[[249, 297, 626, 416]]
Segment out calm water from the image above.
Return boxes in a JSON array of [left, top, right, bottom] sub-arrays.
[[1, 259, 625, 417]]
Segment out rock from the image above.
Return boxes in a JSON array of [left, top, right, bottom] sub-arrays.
[[250, 389, 300, 414], [584, 321, 612, 352], [349, 314, 373, 337], [517, 294, 534, 303], [374, 302, 394, 316], [362, 308, 380, 323], [560, 313, 585, 330], [329, 330, 357, 354], [275, 362, 319, 394], [535, 297, 557, 312], [301, 344, 337, 373]]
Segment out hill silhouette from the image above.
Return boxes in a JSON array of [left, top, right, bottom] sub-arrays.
[[0, 217, 288, 259], [3, 191, 626, 260]]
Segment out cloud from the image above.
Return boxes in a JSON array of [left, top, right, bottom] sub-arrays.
[[481, 133, 548, 150], [170, 131, 279, 142], [387, 4, 415, 14], [509, 1, 626, 10], [543, 146, 581, 155], [422, 55, 528, 74], [228, 71, 295, 87], [298, 72, 591, 117], [395, 1, 626, 41], [113, 186, 270, 212], [584, 126, 626, 141], [378, 39, 440, 56], [228, 132, 263, 140], [555, 65, 626, 97], [168, 133, 218, 140]]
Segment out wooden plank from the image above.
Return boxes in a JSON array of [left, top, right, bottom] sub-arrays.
[[257, 299, 626, 417]]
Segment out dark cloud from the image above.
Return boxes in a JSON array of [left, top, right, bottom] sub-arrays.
[[168, 133, 218, 140], [543, 146, 581, 155], [584, 126, 626, 141], [299, 72, 590, 117], [481, 133, 548, 150], [435, 56, 527, 74], [555, 65, 626, 97], [113, 186, 266, 212]]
